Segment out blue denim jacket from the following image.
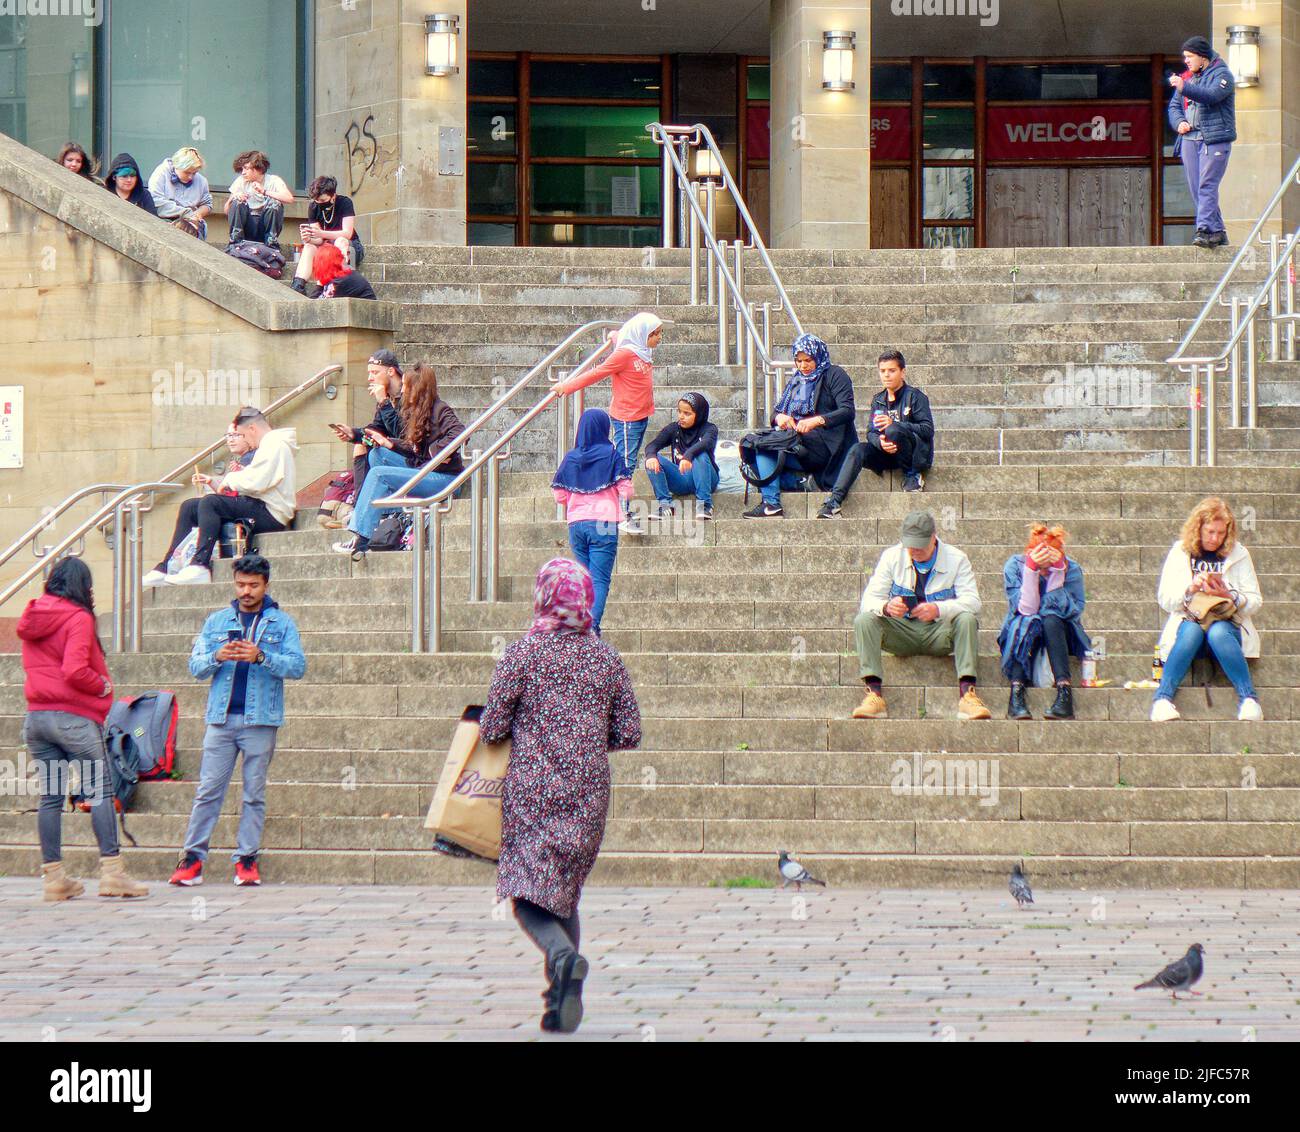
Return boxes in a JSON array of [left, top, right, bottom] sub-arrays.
[[189, 599, 306, 726]]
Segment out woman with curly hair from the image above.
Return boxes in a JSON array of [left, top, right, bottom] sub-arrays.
[[333, 364, 465, 558], [56, 142, 99, 182], [1151, 496, 1263, 721]]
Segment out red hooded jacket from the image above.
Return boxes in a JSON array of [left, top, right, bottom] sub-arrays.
[[16, 593, 113, 723]]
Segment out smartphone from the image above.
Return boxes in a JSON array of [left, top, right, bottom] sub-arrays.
[[227, 630, 243, 642], [902, 595, 920, 619], [363, 434, 377, 447]]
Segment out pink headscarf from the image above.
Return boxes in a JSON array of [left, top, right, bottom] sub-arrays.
[[529, 558, 594, 636]]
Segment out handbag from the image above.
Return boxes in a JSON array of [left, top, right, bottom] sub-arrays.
[[1186, 590, 1236, 630], [424, 706, 511, 861], [738, 427, 809, 487]]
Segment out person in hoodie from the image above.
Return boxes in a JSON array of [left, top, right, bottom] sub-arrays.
[[553, 408, 634, 634], [311, 243, 377, 300], [18, 557, 148, 901], [555, 312, 663, 535], [169, 553, 306, 888], [168, 406, 298, 585], [1169, 35, 1236, 249], [147, 146, 213, 238], [643, 392, 719, 520], [102, 153, 157, 215]]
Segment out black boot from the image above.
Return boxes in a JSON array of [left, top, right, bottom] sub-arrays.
[[1007, 683, 1032, 720], [548, 950, 589, 1034], [1045, 682, 1074, 720], [290, 277, 308, 294]]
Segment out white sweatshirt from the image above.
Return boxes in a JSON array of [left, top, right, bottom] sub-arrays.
[[222, 427, 298, 525], [1156, 539, 1262, 659]]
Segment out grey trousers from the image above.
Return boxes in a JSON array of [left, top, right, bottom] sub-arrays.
[[24, 710, 119, 864], [182, 715, 278, 862]]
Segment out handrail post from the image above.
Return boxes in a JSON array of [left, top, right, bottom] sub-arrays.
[[555, 390, 569, 521], [688, 182, 700, 306], [128, 499, 144, 653], [731, 239, 744, 366], [1188, 368, 1201, 467], [1228, 297, 1242, 429], [486, 453, 503, 602], [1287, 236, 1298, 361], [704, 181, 717, 306], [661, 140, 675, 249], [410, 503, 426, 653], [1268, 234, 1282, 360], [1246, 313, 1258, 429], [717, 252, 728, 366], [745, 301, 757, 431], [468, 449, 483, 603], [1204, 362, 1217, 468], [111, 503, 126, 653], [428, 505, 445, 654], [675, 137, 691, 248]]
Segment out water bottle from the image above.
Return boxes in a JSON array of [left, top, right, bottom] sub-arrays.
[[1152, 645, 1164, 683], [1081, 650, 1098, 687]]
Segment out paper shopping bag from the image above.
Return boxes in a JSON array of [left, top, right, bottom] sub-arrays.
[[424, 706, 511, 860]]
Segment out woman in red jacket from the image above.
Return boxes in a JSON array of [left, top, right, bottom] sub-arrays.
[[17, 558, 147, 901]]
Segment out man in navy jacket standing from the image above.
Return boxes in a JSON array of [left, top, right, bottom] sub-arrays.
[[1169, 35, 1237, 249]]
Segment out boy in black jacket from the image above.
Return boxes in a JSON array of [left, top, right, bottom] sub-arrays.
[[328, 350, 404, 503], [644, 393, 720, 519], [818, 350, 934, 518]]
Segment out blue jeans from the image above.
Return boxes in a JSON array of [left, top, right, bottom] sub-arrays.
[[348, 446, 454, 539], [183, 715, 279, 862], [612, 417, 649, 518], [1155, 619, 1256, 705], [568, 520, 618, 632], [24, 711, 120, 864], [754, 451, 810, 508], [646, 452, 719, 506], [1181, 139, 1231, 235]]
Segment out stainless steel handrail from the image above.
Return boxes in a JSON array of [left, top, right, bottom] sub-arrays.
[[0, 483, 131, 570]]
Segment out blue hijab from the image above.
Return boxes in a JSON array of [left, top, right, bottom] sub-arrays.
[[777, 334, 831, 419], [552, 408, 631, 493]]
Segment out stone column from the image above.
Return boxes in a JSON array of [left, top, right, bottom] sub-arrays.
[[1213, 1, 1300, 241], [315, 0, 468, 246], [769, 0, 871, 248]]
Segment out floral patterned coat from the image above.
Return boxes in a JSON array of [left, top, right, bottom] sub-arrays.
[[479, 631, 641, 918]]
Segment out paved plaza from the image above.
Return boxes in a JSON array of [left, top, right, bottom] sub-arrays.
[[0, 879, 1297, 1041]]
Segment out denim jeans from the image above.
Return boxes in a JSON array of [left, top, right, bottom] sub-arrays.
[[754, 451, 810, 508], [568, 520, 618, 632], [182, 715, 279, 862], [645, 452, 719, 506], [611, 417, 649, 519], [1155, 619, 1256, 705], [23, 711, 119, 864], [348, 446, 454, 539]]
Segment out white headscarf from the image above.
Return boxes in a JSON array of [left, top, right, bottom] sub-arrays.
[[614, 312, 663, 362]]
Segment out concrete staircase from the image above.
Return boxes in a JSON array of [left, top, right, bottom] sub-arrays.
[[2, 244, 1297, 889]]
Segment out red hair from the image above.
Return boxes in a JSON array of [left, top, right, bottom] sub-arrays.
[[1025, 522, 1068, 555], [314, 244, 352, 287]]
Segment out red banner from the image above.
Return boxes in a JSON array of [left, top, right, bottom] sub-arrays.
[[746, 106, 770, 161], [986, 104, 1152, 161], [870, 107, 911, 161]]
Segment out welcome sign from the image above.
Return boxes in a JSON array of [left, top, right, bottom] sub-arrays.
[[987, 104, 1152, 161]]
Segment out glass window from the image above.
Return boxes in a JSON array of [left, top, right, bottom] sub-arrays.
[[108, 0, 308, 190], [872, 64, 911, 102], [1162, 166, 1194, 218], [923, 108, 973, 158], [530, 104, 658, 159], [530, 223, 660, 248], [469, 59, 517, 98], [0, 12, 93, 157], [923, 226, 974, 249], [987, 64, 1150, 101], [923, 65, 974, 102], [746, 64, 770, 101], [923, 167, 974, 221], [531, 164, 660, 218], [530, 61, 661, 100], [469, 222, 516, 245], [468, 164, 517, 216], [468, 103, 517, 157], [1163, 223, 1196, 246]]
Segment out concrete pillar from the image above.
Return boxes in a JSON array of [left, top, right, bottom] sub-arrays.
[[769, 0, 871, 249], [1213, 1, 1300, 242], [315, 0, 468, 246]]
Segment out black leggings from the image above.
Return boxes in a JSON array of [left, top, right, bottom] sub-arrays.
[[1009, 612, 1073, 684], [156, 495, 285, 571], [513, 898, 581, 965]]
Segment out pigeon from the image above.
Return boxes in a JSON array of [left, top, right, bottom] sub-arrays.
[[1008, 863, 1034, 909], [778, 851, 825, 891], [1134, 943, 1206, 1001]]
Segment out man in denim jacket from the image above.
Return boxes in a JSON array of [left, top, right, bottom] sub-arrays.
[[169, 554, 306, 888]]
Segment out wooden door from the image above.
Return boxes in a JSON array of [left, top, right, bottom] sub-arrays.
[[870, 168, 910, 249], [1068, 167, 1151, 246]]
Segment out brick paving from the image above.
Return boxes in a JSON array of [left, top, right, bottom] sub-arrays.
[[1, 879, 1298, 1041]]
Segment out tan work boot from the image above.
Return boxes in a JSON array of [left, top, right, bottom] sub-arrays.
[[98, 854, 149, 898], [42, 862, 85, 902], [852, 689, 888, 719], [958, 689, 992, 720]]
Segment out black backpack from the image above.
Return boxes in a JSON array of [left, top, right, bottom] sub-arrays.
[[70, 726, 142, 848], [225, 238, 287, 279], [738, 428, 809, 487], [371, 510, 413, 551]]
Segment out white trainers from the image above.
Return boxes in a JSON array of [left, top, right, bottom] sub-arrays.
[[167, 564, 211, 586], [141, 569, 169, 588], [1237, 698, 1264, 721], [1150, 698, 1181, 722]]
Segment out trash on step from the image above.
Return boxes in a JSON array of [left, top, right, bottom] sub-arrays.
[[1081, 678, 1112, 688], [1124, 679, 1159, 690]]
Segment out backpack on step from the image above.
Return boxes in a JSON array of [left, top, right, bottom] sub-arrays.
[[225, 238, 287, 279], [104, 692, 179, 781], [371, 510, 413, 552], [738, 428, 809, 487], [70, 725, 142, 848]]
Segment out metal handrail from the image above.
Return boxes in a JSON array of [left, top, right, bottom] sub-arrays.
[[0, 483, 131, 570]]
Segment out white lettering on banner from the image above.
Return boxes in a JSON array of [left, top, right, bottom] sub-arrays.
[[1006, 120, 1133, 145], [890, 0, 1000, 27]]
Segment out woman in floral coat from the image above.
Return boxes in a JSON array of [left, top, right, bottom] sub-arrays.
[[479, 558, 641, 1034]]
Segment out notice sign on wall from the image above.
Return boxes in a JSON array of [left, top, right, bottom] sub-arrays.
[[870, 106, 911, 161], [986, 104, 1152, 161], [0, 387, 21, 469]]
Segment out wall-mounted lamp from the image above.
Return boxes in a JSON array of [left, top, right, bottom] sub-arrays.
[[1226, 25, 1260, 88], [424, 13, 460, 77], [822, 30, 856, 92], [694, 147, 723, 182], [70, 51, 90, 109]]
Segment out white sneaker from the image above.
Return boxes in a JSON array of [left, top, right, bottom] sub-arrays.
[[1150, 698, 1181, 722], [619, 518, 644, 536], [167, 564, 211, 586], [1237, 698, 1264, 721], [141, 569, 169, 588]]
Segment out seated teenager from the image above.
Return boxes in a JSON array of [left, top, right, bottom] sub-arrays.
[[292, 175, 364, 294], [1152, 496, 1263, 722], [644, 393, 719, 520], [745, 334, 857, 518], [103, 153, 157, 215], [819, 350, 933, 517], [333, 363, 465, 559], [225, 150, 293, 248], [144, 424, 255, 587], [311, 244, 377, 300], [57, 142, 99, 183], [328, 350, 404, 503], [853, 510, 990, 721], [998, 523, 1090, 721], [147, 147, 213, 238], [166, 407, 298, 586]]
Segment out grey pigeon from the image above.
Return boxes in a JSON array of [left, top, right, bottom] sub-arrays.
[[778, 851, 825, 891], [1008, 863, 1034, 909], [1134, 943, 1206, 1001]]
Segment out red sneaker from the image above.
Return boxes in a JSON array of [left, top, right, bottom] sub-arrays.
[[169, 853, 203, 886], [233, 856, 261, 886]]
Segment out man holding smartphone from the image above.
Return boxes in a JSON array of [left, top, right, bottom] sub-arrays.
[[170, 554, 306, 888]]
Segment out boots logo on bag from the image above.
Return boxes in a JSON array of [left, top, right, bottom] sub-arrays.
[[454, 770, 504, 799]]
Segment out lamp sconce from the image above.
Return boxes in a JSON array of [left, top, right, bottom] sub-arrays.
[[424, 13, 460, 77], [694, 147, 723, 182], [70, 51, 90, 109], [822, 30, 856, 92], [1226, 25, 1260, 88]]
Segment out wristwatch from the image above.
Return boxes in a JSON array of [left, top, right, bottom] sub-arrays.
[[254, 649, 266, 665]]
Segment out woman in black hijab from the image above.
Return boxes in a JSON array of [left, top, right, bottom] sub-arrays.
[[643, 392, 720, 520], [103, 153, 157, 215]]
